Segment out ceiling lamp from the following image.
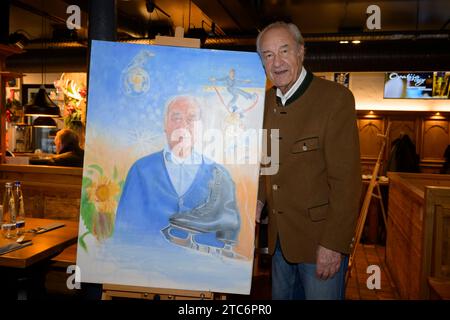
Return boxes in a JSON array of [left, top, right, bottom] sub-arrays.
[[24, 2, 61, 118], [32, 116, 57, 128], [24, 86, 61, 117]]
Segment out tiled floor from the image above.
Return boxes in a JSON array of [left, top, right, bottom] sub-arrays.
[[346, 244, 399, 300]]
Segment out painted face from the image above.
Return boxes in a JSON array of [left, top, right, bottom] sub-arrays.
[[164, 98, 201, 158], [259, 26, 304, 94]]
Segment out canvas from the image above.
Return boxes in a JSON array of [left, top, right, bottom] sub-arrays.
[[76, 40, 266, 294]]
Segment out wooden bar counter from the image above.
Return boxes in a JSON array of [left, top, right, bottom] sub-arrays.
[[386, 172, 450, 299], [0, 164, 82, 221]]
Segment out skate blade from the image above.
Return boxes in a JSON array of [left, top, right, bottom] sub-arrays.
[[161, 225, 199, 250], [161, 226, 247, 260], [198, 244, 247, 261]]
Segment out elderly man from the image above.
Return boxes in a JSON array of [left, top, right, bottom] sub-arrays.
[[114, 96, 241, 258], [30, 128, 84, 167], [256, 22, 362, 299]]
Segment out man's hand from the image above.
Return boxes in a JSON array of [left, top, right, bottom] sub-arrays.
[[256, 200, 264, 223], [316, 245, 342, 280]]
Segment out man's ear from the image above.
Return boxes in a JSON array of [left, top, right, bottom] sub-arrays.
[[298, 44, 305, 58], [298, 45, 305, 65]]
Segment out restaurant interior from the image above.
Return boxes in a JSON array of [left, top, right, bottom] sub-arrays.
[[0, 0, 450, 300]]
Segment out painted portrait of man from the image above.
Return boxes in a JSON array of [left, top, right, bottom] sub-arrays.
[[76, 41, 266, 294]]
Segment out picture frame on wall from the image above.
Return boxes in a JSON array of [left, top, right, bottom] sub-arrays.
[[6, 77, 21, 90], [5, 77, 21, 102], [334, 72, 350, 88]]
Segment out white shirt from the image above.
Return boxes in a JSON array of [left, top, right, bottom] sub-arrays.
[[276, 67, 307, 106], [163, 145, 202, 196]]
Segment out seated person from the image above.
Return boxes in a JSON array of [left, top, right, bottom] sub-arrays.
[[5, 150, 14, 157], [30, 129, 84, 167], [3, 130, 14, 157]]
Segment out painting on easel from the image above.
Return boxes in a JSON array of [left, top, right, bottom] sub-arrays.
[[76, 40, 266, 294]]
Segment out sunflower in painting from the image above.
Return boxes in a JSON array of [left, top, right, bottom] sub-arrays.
[[79, 165, 124, 251], [87, 175, 120, 214]]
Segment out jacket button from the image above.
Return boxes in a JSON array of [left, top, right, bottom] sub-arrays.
[[272, 184, 279, 190]]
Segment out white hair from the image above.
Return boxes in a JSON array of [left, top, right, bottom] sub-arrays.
[[163, 95, 202, 125], [256, 21, 304, 56]]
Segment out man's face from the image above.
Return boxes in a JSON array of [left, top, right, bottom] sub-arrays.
[[165, 98, 200, 158], [259, 26, 304, 94]]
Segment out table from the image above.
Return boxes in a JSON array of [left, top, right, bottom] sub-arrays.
[[0, 218, 79, 268], [0, 218, 78, 299]]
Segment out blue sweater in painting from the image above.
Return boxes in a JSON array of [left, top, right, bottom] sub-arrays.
[[113, 151, 237, 248]]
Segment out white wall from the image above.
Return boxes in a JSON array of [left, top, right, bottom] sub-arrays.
[[22, 73, 62, 85]]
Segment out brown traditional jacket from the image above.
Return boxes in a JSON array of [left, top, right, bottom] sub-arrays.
[[259, 72, 362, 263]]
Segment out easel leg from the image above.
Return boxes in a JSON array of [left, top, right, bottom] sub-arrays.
[[101, 290, 112, 300], [101, 284, 223, 300], [375, 183, 387, 228]]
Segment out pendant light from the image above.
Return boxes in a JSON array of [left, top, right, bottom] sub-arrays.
[[24, 0, 61, 118], [32, 116, 57, 128], [25, 86, 61, 117]]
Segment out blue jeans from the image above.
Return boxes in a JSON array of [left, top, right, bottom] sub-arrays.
[[272, 241, 348, 300]]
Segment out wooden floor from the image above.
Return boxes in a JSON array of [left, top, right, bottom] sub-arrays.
[[44, 244, 399, 300]]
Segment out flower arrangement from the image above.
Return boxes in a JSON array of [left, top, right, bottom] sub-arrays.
[[54, 73, 87, 130], [5, 89, 22, 123]]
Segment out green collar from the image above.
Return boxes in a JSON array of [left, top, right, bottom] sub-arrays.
[[275, 70, 314, 107]]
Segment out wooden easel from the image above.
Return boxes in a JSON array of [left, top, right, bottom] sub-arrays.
[[345, 123, 390, 284], [102, 284, 225, 300], [100, 29, 226, 301]]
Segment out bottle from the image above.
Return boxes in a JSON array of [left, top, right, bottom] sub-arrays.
[[14, 181, 25, 236], [1, 182, 16, 239]]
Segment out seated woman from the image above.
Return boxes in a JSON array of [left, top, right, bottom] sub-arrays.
[[30, 129, 84, 167]]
